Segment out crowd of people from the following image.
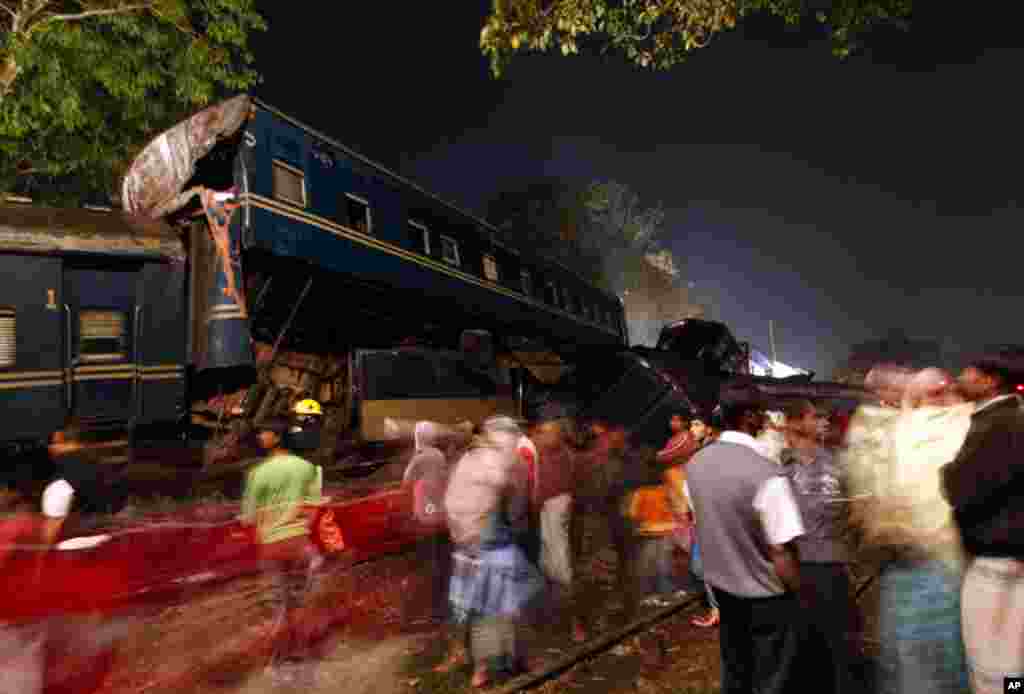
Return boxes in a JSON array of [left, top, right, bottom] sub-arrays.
[[395, 344, 1024, 694], [5, 345, 1024, 693], [393, 401, 842, 689]]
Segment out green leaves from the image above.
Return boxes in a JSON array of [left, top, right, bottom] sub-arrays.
[[485, 178, 681, 296], [1, 0, 265, 204], [481, 0, 912, 77]]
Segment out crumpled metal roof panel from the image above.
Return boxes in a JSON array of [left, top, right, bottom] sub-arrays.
[[121, 94, 252, 219], [0, 204, 184, 262]]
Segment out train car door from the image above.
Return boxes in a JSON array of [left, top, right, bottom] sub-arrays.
[[136, 262, 187, 425], [63, 262, 141, 425]]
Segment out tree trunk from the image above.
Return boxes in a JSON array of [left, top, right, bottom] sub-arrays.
[[0, 53, 19, 99]]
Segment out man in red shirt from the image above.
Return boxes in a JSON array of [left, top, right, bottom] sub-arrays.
[[658, 413, 698, 466], [527, 413, 586, 642]]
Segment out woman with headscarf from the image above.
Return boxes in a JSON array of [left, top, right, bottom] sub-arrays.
[[443, 416, 544, 687], [403, 421, 454, 623]]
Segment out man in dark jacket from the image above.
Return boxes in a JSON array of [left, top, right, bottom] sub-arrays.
[[941, 348, 1024, 694]]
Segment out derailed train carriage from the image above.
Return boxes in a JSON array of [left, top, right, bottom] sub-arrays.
[[0, 94, 628, 472]]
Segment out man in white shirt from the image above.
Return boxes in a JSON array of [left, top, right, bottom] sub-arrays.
[[685, 401, 807, 694], [41, 427, 111, 545]]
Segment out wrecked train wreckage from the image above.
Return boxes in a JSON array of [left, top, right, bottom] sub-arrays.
[[1, 95, 865, 481], [543, 318, 870, 446], [121, 93, 628, 472]]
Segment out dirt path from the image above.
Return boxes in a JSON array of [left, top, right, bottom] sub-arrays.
[[89, 510, 880, 694], [223, 633, 430, 694]]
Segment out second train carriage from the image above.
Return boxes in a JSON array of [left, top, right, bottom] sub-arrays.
[[0, 204, 187, 485], [1, 94, 628, 473]]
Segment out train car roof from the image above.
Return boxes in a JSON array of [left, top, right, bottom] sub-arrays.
[[0, 204, 185, 262], [253, 98, 616, 300]]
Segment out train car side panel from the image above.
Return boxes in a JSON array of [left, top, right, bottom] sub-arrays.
[[137, 262, 187, 424], [0, 254, 65, 441]]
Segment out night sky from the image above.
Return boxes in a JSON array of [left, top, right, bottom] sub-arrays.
[[253, 3, 1023, 377]]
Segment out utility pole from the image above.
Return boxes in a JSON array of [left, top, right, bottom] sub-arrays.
[[769, 320, 779, 368]]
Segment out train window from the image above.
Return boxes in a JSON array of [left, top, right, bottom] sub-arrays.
[[440, 235, 461, 268], [482, 255, 499, 282], [0, 308, 14, 367], [344, 193, 372, 235], [79, 309, 128, 362], [544, 281, 559, 307], [520, 269, 533, 297], [410, 220, 430, 255], [361, 350, 437, 399], [564, 289, 577, 315], [272, 160, 306, 207], [436, 354, 497, 397]]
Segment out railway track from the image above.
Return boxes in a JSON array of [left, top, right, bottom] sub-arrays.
[[493, 593, 704, 694], [489, 563, 879, 694]]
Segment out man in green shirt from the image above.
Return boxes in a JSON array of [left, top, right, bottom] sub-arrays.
[[242, 416, 323, 681]]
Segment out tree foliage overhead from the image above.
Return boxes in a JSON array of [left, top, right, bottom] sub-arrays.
[[1, 0, 265, 204], [486, 178, 592, 278], [581, 180, 673, 296], [486, 178, 680, 297], [480, 0, 912, 76]]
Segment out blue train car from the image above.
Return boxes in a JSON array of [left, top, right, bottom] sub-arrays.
[[0, 95, 627, 471], [0, 205, 187, 462], [227, 98, 627, 359], [163, 95, 629, 455]]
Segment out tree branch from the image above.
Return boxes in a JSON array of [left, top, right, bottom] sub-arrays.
[[0, 2, 17, 21], [39, 2, 156, 25]]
